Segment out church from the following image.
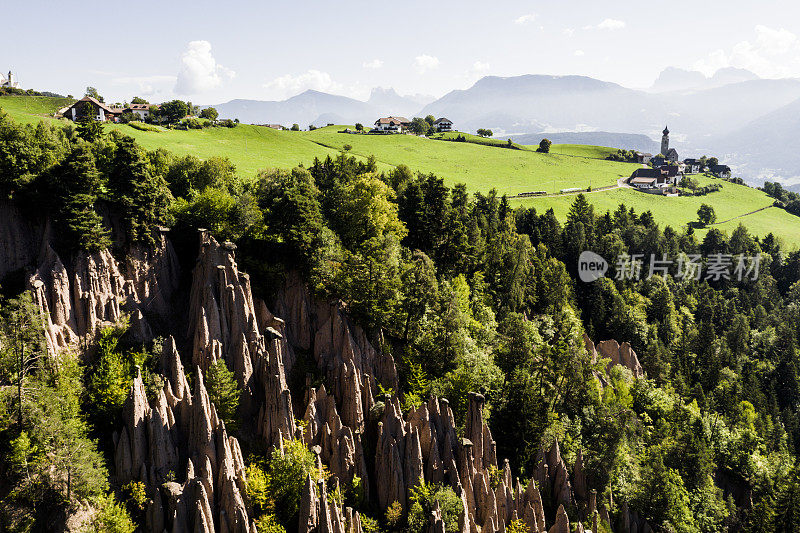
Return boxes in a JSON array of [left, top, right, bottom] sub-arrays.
[[660, 126, 679, 162], [1, 70, 20, 89]]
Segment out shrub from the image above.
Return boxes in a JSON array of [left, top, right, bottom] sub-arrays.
[[361, 514, 382, 533], [267, 438, 326, 525], [537, 138, 552, 153], [385, 500, 403, 529], [246, 463, 271, 515], [89, 493, 136, 533], [128, 121, 160, 133], [118, 111, 136, 124], [407, 482, 462, 533], [205, 360, 240, 432], [122, 481, 148, 512], [254, 514, 286, 533]]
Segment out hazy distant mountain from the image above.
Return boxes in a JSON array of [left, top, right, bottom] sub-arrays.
[[213, 90, 379, 127], [651, 68, 709, 92], [211, 87, 434, 127], [419, 75, 663, 134], [419, 74, 800, 146], [506, 132, 660, 153], [366, 87, 432, 117], [711, 96, 800, 185], [665, 78, 800, 140], [651, 67, 759, 93], [710, 67, 760, 87]]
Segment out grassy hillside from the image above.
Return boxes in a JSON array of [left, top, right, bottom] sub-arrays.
[[549, 144, 618, 159], [2, 96, 798, 247], [0, 95, 73, 126], [432, 131, 528, 149], [516, 175, 800, 248], [301, 126, 637, 194], [105, 123, 342, 178]]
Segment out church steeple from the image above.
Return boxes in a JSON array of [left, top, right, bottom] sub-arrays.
[[661, 125, 670, 156], [663, 125, 669, 135]]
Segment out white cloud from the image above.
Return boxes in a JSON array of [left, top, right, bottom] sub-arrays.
[[263, 69, 343, 99], [472, 61, 490, 74], [574, 50, 585, 57], [174, 41, 235, 94], [596, 18, 626, 30], [363, 59, 384, 69], [693, 25, 800, 78], [563, 28, 575, 37], [514, 14, 536, 25], [413, 54, 440, 74]]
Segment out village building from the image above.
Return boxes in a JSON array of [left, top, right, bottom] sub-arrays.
[[710, 164, 732, 178], [434, 117, 453, 132], [1, 70, 20, 89], [373, 116, 410, 133], [629, 166, 681, 190], [683, 158, 703, 174], [635, 152, 653, 164], [126, 103, 154, 120], [62, 96, 124, 122]]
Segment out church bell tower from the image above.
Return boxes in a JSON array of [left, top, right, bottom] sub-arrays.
[[661, 126, 670, 156]]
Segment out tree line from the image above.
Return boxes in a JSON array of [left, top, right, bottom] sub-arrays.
[[2, 106, 800, 530]]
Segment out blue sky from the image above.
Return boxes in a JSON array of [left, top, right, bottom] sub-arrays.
[[3, 0, 800, 104]]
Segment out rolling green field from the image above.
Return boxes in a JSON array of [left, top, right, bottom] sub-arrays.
[[0, 95, 73, 126], [105, 123, 342, 178], [514, 175, 800, 248], [301, 126, 636, 194], [549, 144, 618, 159], [2, 95, 799, 248]]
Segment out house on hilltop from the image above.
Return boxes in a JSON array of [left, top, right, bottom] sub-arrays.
[[62, 96, 124, 122], [127, 103, 156, 121], [710, 164, 732, 178], [62, 97, 160, 122], [373, 116, 410, 133], [434, 117, 453, 132], [683, 158, 702, 174], [629, 166, 681, 189]]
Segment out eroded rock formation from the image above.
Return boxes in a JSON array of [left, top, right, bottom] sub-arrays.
[[28, 229, 178, 354], [584, 334, 644, 378], [114, 338, 254, 533], [33, 227, 646, 532]]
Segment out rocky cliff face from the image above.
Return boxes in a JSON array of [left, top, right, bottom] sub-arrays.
[[584, 334, 644, 378], [27, 228, 179, 354], [13, 217, 650, 532], [114, 338, 253, 532], [0, 201, 49, 283]]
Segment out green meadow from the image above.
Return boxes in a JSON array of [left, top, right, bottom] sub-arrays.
[[0, 95, 73, 126], [2, 95, 798, 247], [301, 126, 636, 194], [514, 175, 800, 248]]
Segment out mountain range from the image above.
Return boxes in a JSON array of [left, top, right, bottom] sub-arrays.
[[209, 69, 800, 184], [211, 87, 431, 128]]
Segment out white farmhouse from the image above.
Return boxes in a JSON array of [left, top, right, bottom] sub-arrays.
[[434, 117, 453, 132], [62, 96, 124, 122], [373, 116, 410, 132], [126, 103, 154, 120]]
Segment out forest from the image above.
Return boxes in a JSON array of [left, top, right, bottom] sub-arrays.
[[1, 109, 800, 532]]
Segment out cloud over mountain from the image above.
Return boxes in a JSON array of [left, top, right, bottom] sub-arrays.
[[175, 41, 234, 94]]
